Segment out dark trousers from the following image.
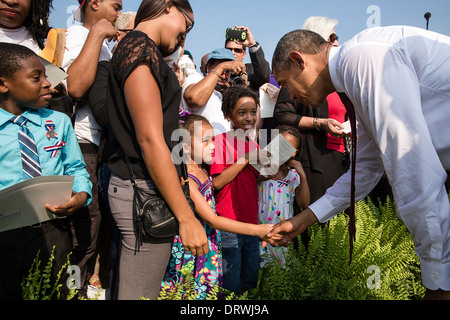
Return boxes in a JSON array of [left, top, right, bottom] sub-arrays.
[[69, 142, 101, 297], [0, 219, 72, 300]]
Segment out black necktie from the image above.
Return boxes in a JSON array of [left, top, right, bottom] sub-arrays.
[[337, 92, 357, 263]]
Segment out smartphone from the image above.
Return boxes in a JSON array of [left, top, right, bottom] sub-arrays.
[[225, 28, 247, 42]]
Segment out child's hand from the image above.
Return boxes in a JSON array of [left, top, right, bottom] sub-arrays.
[[286, 159, 306, 176], [45, 191, 89, 217], [256, 224, 284, 242], [246, 149, 271, 165]]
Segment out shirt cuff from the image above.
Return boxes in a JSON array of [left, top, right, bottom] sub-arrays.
[[308, 195, 340, 223], [73, 179, 93, 206], [420, 258, 450, 290], [249, 42, 260, 54]]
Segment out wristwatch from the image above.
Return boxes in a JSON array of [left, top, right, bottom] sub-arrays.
[[313, 117, 320, 131]]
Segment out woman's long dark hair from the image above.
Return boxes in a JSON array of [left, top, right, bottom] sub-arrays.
[[23, 0, 54, 49], [134, 0, 192, 28]]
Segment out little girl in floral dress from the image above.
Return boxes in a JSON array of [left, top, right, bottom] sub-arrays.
[[258, 126, 310, 267], [160, 114, 279, 299]]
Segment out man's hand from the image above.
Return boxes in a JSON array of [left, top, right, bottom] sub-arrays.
[[215, 60, 246, 77], [262, 208, 318, 248], [45, 191, 89, 217], [234, 25, 256, 48], [91, 18, 117, 42]]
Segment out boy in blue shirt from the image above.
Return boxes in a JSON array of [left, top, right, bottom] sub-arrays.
[[0, 43, 92, 299]]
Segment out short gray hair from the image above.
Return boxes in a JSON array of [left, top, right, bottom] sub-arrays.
[[302, 16, 338, 41], [272, 29, 327, 73], [115, 11, 136, 30]]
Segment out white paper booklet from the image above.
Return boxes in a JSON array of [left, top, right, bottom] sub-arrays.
[[259, 88, 276, 118], [251, 133, 297, 177], [0, 175, 74, 232], [38, 57, 68, 88]]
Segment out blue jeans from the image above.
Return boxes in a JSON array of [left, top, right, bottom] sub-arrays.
[[221, 232, 259, 295]]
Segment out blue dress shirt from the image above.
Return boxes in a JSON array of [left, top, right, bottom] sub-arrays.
[[0, 107, 92, 205]]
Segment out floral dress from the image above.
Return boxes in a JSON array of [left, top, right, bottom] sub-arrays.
[[257, 169, 300, 267], [160, 171, 222, 299]]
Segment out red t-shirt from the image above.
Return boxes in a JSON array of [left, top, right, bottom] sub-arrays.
[[210, 132, 259, 224], [326, 92, 346, 153]]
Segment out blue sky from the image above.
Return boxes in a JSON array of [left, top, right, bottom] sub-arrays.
[[50, 0, 450, 69]]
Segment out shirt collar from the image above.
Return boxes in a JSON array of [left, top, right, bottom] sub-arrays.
[[328, 46, 345, 93], [0, 107, 43, 127]]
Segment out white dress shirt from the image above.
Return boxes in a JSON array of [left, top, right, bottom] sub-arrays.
[[309, 26, 450, 290], [181, 71, 231, 135], [61, 25, 112, 146]]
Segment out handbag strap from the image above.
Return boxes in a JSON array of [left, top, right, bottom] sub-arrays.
[[123, 153, 189, 186], [124, 153, 138, 188]]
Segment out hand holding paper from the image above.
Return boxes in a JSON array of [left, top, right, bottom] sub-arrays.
[[259, 83, 280, 118], [45, 191, 89, 217], [251, 134, 297, 177], [338, 120, 351, 134]]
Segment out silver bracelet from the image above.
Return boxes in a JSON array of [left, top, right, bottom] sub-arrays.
[[211, 69, 220, 78]]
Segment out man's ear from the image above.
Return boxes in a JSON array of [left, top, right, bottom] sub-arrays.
[[0, 77, 9, 94], [90, 0, 101, 11], [289, 51, 306, 70]]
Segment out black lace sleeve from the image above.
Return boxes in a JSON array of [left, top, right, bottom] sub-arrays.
[[111, 30, 167, 93], [273, 87, 303, 127], [107, 30, 183, 181]]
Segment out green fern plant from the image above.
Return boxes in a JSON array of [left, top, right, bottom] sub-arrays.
[[252, 197, 425, 300], [157, 273, 227, 300], [21, 246, 77, 300]]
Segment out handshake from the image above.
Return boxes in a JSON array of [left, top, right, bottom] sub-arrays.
[[261, 207, 319, 248]]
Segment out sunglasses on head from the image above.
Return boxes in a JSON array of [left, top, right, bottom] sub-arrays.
[[175, 5, 194, 34], [329, 33, 339, 43], [226, 47, 244, 54]]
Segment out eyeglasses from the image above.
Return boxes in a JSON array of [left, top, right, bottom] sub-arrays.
[[175, 5, 194, 34], [226, 47, 245, 54], [329, 33, 339, 43], [118, 29, 133, 33]]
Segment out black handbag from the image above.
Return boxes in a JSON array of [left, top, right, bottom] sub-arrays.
[[124, 155, 195, 247]]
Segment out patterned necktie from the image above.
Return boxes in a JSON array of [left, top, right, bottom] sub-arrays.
[[337, 92, 357, 264], [10, 115, 42, 180]]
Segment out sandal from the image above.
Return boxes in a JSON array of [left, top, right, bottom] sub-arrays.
[[89, 274, 102, 288]]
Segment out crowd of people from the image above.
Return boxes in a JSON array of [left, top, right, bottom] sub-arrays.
[[0, 0, 449, 301]]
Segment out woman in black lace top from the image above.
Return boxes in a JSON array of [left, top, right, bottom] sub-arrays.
[[106, 0, 208, 300]]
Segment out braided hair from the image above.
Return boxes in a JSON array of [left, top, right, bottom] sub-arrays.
[[22, 0, 54, 49]]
